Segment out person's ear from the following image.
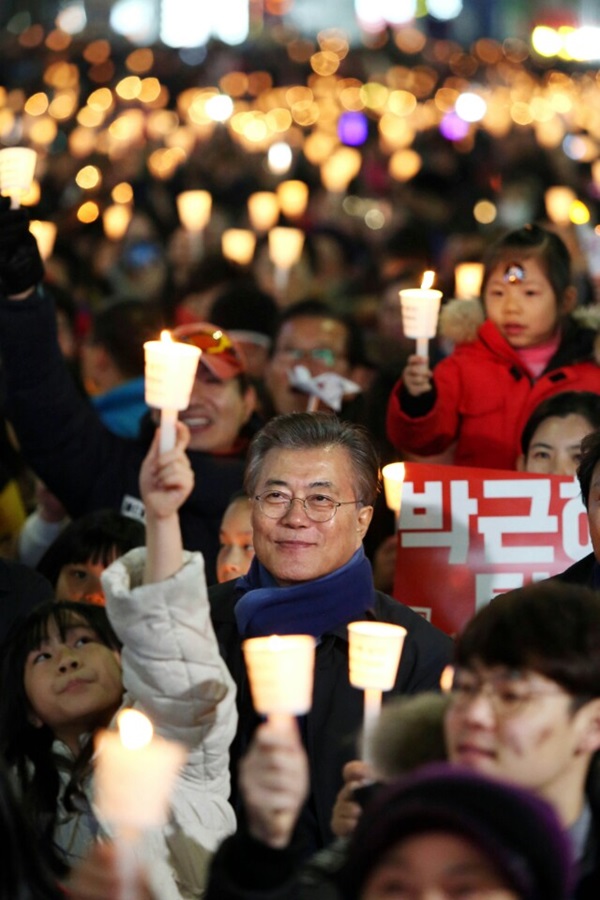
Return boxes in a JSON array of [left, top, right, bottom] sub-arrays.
[[356, 504, 374, 538], [575, 698, 600, 755], [516, 453, 526, 472], [560, 285, 578, 315]]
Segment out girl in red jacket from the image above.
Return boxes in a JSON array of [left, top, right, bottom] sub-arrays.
[[386, 223, 600, 470]]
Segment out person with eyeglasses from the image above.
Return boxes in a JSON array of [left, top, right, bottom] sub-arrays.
[[0, 206, 259, 583], [264, 299, 373, 418], [208, 411, 453, 855], [443, 579, 600, 898]]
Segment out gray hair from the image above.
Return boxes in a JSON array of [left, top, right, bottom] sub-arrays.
[[244, 412, 381, 505]]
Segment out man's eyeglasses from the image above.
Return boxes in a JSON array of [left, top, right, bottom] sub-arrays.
[[276, 347, 340, 368], [254, 490, 362, 523], [442, 666, 569, 718]]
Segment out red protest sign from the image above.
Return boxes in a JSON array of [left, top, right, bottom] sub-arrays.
[[392, 463, 591, 636]]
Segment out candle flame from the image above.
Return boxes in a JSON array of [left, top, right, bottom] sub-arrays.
[[421, 270, 435, 289], [382, 461, 405, 483], [117, 709, 153, 749], [160, 329, 173, 343], [439, 664, 455, 693]]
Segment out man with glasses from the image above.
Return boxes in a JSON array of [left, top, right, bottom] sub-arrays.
[[444, 579, 600, 896], [209, 411, 452, 852], [264, 299, 372, 417]]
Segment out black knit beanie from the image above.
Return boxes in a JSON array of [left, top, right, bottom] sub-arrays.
[[338, 763, 574, 900]]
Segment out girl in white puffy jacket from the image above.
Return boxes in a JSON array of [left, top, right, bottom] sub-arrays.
[[0, 423, 237, 899]]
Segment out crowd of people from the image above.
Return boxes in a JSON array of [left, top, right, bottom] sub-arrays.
[[2, 54, 600, 898]]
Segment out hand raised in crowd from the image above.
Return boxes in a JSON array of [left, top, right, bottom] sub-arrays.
[[64, 842, 155, 900], [0, 196, 45, 298], [239, 718, 309, 849], [330, 758, 374, 838], [139, 421, 194, 521], [402, 353, 433, 397]]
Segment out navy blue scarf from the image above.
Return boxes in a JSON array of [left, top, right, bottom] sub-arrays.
[[234, 547, 374, 639]]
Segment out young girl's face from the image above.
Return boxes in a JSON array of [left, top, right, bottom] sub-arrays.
[[484, 256, 564, 349], [216, 497, 254, 583], [24, 613, 122, 754], [519, 412, 593, 476]]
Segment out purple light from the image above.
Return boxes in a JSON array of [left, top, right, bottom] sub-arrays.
[[338, 111, 369, 146], [439, 112, 470, 141]]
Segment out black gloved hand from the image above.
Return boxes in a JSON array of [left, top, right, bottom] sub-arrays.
[[0, 195, 45, 295]]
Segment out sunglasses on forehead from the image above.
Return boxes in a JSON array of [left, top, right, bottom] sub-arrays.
[[172, 321, 246, 377], [174, 323, 234, 353]]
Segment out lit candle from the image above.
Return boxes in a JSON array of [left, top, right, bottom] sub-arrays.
[[221, 228, 257, 266], [454, 262, 484, 299], [95, 709, 186, 900], [242, 634, 316, 730], [399, 270, 443, 361], [347, 621, 407, 764], [102, 204, 133, 241], [29, 220, 57, 261], [95, 709, 186, 829], [143, 330, 201, 453], [247, 191, 280, 232], [176, 190, 212, 259], [276, 180, 309, 220], [381, 462, 405, 520], [0, 147, 37, 209], [320, 147, 362, 194], [268, 226, 305, 298], [545, 186, 576, 226]]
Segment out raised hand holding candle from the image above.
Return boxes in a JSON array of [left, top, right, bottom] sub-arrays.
[[94, 709, 186, 900], [0, 147, 37, 209], [347, 622, 407, 765], [399, 270, 443, 362], [144, 330, 201, 453], [242, 634, 316, 730], [382, 462, 405, 523]]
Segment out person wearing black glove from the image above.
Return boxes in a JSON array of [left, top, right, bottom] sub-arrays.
[[0, 196, 45, 296]]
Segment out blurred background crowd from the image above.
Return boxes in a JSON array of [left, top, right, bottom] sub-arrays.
[[1, 0, 600, 556]]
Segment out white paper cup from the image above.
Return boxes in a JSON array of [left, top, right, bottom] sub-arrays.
[[0, 147, 37, 200], [243, 634, 316, 716], [348, 621, 407, 691], [94, 728, 186, 829], [382, 462, 405, 516], [399, 288, 442, 340], [144, 340, 201, 410]]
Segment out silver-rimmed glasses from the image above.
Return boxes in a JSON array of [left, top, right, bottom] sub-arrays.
[[254, 490, 362, 523]]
